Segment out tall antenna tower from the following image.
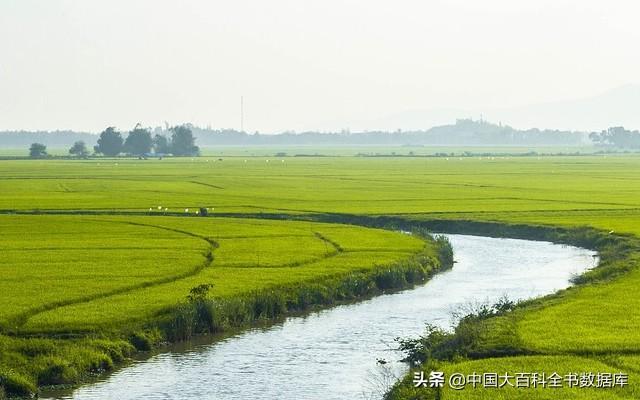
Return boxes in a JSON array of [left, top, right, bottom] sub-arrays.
[[240, 96, 244, 132]]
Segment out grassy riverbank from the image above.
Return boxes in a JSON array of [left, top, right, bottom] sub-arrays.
[[0, 213, 451, 397], [386, 218, 640, 399]]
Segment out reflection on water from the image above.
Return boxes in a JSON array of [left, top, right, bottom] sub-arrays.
[[44, 234, 597, 400]]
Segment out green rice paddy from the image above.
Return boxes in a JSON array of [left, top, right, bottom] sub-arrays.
[[2, 154, 640, 398]]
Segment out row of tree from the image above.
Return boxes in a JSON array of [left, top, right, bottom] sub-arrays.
[[27, 125, 199, 158], [589, 126, 640, 149], [94, 124, 199, 156]]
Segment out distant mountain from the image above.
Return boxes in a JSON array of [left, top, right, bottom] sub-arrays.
[[312, 108, 472, 133], [488, 84, 640, 132], [353, 85, 640, 133]]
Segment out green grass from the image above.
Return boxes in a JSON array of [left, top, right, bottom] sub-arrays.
[[0, 334, 135, 397], [0, 148, 70, 157], [2, 155, 640, 213], [0, 210, 433, 395], [0, 145, 604, 158], [3, 155, 640, 397], [196, 145, 601, 157], [0, 215, 206, 329], [0, 215, 424, 333], [516, 266, 640, 354]]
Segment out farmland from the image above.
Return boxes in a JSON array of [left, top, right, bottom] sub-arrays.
[[2, 154, 640, 398], [2, 215, 428, 333], [2, 155, 640, 214]]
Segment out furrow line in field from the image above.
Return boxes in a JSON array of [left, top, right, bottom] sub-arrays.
[[188, 180, 225, 190], [9, 219, 354, 331], [9, 220, 218, 331]]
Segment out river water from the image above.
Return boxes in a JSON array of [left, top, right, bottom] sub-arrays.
[[44, 234, 597, 400]]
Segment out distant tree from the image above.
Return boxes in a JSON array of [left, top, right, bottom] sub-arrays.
[[170, 125, 199, 156], [124, 124, 153, 156], [589, 131, 604, 145], [68, 141, 89, 158], [94, 127, 124, 156], [590, 126, 640, 148], [153, 134, 171, 154], [29, 143, 47, 158]]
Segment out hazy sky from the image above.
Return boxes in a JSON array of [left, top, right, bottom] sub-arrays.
[[1, 0, 639, 133]]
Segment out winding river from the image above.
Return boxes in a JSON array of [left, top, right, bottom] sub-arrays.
[[44, 234, 597, 400]]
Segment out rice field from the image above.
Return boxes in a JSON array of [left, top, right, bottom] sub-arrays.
[[2, 154, 640, 398], [2, 156, 640, 214], [0, 215, 424, 334]]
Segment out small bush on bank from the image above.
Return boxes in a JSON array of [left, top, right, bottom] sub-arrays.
[[396, 297, 518, 366], [434, 235, 454, 268]]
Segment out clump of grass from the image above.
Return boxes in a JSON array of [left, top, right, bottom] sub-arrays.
[[292, 284, 333, 309], [89, 339, 135, 363], [0, 368, 35, 399], [335, 274, 376, 299], [164, 303, 197, 342], [396, 297, 519, 366], [0, 335, 135, 397], [36, 356, 78, 385], [433, 235, 454, 268], [250, 290, 288, 320], [129, 329, 162, 351]]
